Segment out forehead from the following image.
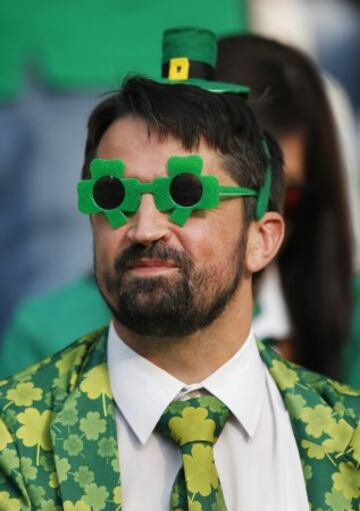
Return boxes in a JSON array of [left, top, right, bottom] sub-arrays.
[[96, 116, 234, 183]]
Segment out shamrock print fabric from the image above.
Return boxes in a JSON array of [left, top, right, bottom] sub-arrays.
[[0, 329, 121, 510], [156, 396, 230, 510], [0, 327, 360, 510], [259, 344, 360, 510]]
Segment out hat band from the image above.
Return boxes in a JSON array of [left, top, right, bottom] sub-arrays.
[[162, 57, 214, 82]]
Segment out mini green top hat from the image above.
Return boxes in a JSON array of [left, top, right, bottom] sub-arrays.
[[159, 27, 249, 96]]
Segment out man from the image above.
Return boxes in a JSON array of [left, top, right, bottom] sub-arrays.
[[1, 27, 360, 510]]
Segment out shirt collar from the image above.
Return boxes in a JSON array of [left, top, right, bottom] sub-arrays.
[[107, 322, 267, 444]]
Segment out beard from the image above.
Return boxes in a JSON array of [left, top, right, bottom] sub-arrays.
[[95, 235, 247, 338]]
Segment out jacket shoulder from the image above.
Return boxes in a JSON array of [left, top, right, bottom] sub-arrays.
[[0, 327, 109, 508], [258, 338, 360, 415], [0, 327, 108, 419]]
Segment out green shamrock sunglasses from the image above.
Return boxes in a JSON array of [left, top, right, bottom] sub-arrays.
[[78, 149, 271, 228]]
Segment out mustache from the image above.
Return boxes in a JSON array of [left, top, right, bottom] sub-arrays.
[[113, 241, 193, 275]]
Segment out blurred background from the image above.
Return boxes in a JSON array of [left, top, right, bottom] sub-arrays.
[[0, 0, 359, 380], [0, 0, 248, 339]]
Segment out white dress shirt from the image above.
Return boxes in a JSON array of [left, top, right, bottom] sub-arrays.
[[107, 322, 309, 510]]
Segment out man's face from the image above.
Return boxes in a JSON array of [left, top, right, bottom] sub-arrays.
[[92, 116, 249, 338]]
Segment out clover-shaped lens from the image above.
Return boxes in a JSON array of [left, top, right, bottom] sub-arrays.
[[169, 173, 203, 207], [93, 176, 125, 210]]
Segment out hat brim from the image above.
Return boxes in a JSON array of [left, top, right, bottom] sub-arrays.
[[158, 77, 249, 96]]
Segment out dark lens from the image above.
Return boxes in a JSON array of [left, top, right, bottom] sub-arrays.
[[93, 176, 125, 210], [169, 173, 203, 207]]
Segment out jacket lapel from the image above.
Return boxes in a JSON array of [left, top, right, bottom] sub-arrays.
[[50, 329, 122, 509], [258, 340, 360, 509]]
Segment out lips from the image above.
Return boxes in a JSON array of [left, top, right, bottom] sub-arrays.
[[126, 258, 178, 272]]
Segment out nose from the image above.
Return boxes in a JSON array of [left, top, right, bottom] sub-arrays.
[[126, 194, 170, 246]]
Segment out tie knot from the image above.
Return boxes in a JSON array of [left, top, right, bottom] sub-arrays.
[[156, 395, 230, 447]]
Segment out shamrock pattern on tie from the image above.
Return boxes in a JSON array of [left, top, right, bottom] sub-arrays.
[[156, 395, 230, 511]]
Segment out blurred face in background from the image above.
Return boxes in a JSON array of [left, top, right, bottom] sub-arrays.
[[278, 130, 306, 231]]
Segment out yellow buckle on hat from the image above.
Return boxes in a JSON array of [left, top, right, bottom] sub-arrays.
[[169, 57, 190, 80]]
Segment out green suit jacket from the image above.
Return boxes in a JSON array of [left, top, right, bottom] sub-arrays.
[[1, 328, 360, 510]]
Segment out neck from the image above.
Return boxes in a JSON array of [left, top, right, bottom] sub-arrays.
[[113, 280, 253, 384]]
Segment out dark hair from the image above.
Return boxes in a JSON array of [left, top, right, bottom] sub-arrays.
[[82, 75, 284, 222], [216, 34, 353, 378]]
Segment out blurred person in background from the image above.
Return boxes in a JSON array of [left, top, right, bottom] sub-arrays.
[[216, 34, 360, 384], [0, 1, 247, 379], [247, 0, 360, 252]]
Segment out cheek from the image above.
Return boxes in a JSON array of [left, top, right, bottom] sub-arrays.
[[92, 216, 126, 270], [177, 205, 243, 264]]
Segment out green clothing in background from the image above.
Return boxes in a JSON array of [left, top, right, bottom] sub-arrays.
[[342, 276, 360, 387], [0, 276, 111, 379], [0, 0, 248, 100], [1, 328, 360, 509]]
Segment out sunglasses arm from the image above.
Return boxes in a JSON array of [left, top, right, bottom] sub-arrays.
[[218, 186, 258, 198]]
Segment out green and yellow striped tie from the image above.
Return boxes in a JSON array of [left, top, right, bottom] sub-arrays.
[[156, 395, 230, 511]]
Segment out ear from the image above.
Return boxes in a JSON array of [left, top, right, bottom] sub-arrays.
[[245, 212, 285, 273]]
